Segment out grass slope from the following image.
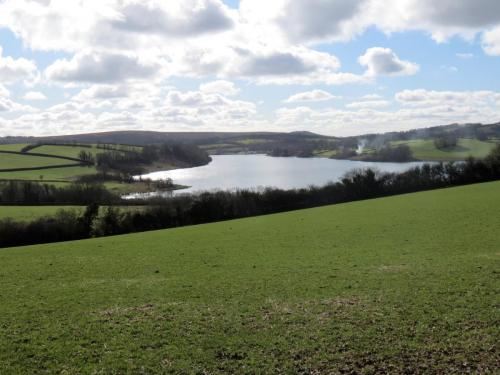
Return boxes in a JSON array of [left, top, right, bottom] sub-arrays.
[[0, 182, 499, 373], [393, 138, 498, 161], [0, 153, 77, 170], [30, 145, 100, 159], [0, 165, 96, 181], [0, 144, 29, 152], [0, 206, 85, 221], [0, 206, 146, 221]]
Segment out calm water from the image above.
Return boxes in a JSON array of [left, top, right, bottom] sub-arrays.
[[127, 155, 426, 198]]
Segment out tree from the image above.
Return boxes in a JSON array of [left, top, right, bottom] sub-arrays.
[[434, 135, 458, 150]]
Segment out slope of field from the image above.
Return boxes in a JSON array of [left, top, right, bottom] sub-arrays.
[[0, 144, 29, 152], [0, 165, 96, 181], [0, 206, 147, 221], [393, 138, 497, 160], [0, 182, 499, 373], [0, 153, 77, 170], [0, 206, 85, 221], [30, 145, 99, 159]]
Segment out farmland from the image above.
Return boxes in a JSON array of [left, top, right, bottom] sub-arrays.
[[0, 206, 146, 221], [0, 153, 77, 170], [391, 138, 497, 161], [0, 181, 498, 373]]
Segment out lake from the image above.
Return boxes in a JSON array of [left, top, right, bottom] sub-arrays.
[[127, 154, 427, 198]]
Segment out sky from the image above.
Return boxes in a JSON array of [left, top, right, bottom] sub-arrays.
[[1, 0, 500, 137]]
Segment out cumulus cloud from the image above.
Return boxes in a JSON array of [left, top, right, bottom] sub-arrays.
[[0, 97, 34, 112], [23, 91, 47, 100], [276, 0, 368, 43], [0, 47, 38, 84], [112, 0, 234, 36], [482, 27, 500, 55], [0, 0, 235, 52], [346, 100, 391, 109], [359, 47, 419, 77], [395, 89, 500, 107], [284, 90, 338, 103], [275, 89, 500, 136], [45, 51, 163, 84], [199, 80, 240, 96], [2, 0, 500, 136], [0, 84, 10, 97]]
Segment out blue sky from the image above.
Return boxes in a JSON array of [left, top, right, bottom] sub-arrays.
[[1, 0, 500, 136]]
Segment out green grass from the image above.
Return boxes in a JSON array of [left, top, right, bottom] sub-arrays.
[[0, 153, 77, 170], [313, 149, 337, 157], [0, 206, 85, 221], [237, 139, 272, 145], [1, 182, 499, 373], [393, 138, 498, 161], [0, 165, 97, 181], [0, 206, 147, 221], [0, 144, 29, 152], [30, 145, 101, 159]]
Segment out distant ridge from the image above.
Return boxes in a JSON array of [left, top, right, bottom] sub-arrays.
[[1, 121, 500, 145], [0, 130, 331, 146]]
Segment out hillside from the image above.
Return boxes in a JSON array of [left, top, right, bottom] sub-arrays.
[[0, 182, 498, 373]]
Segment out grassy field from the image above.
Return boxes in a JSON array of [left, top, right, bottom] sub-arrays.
[[0, 165, 97, 181], [0, 206, 147, 221], [0, 153, 77, 170], [0, 144, 29, 152], [0, 182, 498, 373], [31, 145, 101, 159], [393, 138, 498, 161], [0, 206, 85, 221]]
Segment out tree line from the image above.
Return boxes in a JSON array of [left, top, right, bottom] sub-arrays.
[[0, 181, 119, 205], [1, 145, 499, 248]]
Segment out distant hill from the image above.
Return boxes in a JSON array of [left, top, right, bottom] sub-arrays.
[[0, 130, 331, 146], [1, 122, 499, 162]]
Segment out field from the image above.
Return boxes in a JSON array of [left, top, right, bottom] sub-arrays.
[[0, 165, 97, 182], [0, 206, 86, 221], [0, 153, 76, 170], [0, 206, 150, 222], [0, 144, 29, 152], [0, 182, 498, 373], [392, 138, 498, 161]]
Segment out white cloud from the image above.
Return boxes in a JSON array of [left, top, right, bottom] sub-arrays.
[[199, 80, 239, 96], [395, 89, 500, 107], [23, 91, 47, 100], [346, 100, 391, 109], [360, 94, 382, 100], [45, 51, 163, 84], [0, 97, 34, 113], [456, 52, 474, 59], [0, 47, 38, 84], [482, 27, 500, 55], [440, 65, 459, 73], [0, 85, 10, 97], [112, 0, 235, 37], [284, 90, 338, 103], [275, 90, 500, 136], [359, 47, 419, 77], [276, 0, 369, 43]]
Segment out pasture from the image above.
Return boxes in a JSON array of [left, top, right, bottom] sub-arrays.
[[0, 181, 498, 373], [393, 138, 497, 160], [0, 153, 77, 170]]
